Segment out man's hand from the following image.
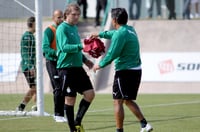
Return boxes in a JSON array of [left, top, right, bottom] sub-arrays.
[[84, 60, 94, 69], [93, 64, 101, 73], [89, 33, 99, 39]]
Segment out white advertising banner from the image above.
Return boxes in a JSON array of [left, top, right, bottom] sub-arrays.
[[0, 53, 21, 82], [141, 52, 200, 82]]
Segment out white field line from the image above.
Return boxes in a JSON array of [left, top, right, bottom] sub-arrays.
[[87, 100, 200, 113], [1, 100, 199, 121], [141, 100, 200, 108]]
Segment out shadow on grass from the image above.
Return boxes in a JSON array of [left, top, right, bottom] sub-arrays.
[[149, 115, 200, 124]]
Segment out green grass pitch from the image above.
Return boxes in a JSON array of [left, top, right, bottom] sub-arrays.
[[0, 94, 200, 132]]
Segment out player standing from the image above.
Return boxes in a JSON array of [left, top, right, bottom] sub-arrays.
[[56, 3, 95, 132], [42, 10, 67, 122], [91, 8, 153, 132]]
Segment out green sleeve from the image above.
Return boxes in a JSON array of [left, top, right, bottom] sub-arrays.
[[99, 30, 116, 39], [42, 28, 56, 57], [99, 31, 126, 68]]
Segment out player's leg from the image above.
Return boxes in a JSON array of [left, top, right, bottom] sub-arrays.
[[17, 87, 36, 111], [46, 60, 65, 122], [122, 69, 153, 132], [125, 100, 145, 122], [75, 89, 94, 125], [65, 96, 76, 132], [31, 86, 36, 103], [31, 87, 37, 111], [26, 86, 36, 103], [112, 71, 127, 132], [124, 100, 153, 131], [114, 99, 124, 132], [17, 70, 36, 111], [122, 69, 144, 121], [58, 68, 76, 131], [74, 68, 95, 127]]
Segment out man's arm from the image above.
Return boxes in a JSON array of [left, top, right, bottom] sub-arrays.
[[82, 54, 93, 69], [42, 28, 56, 57]]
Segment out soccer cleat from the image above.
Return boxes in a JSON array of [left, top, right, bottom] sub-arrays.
[[31, 105, 37, 111], [54, 116, 67, 123], [16, 104, 25, 111], [140, 123, 153, 132], [16, 107, 24, 112], [75, 124, 85, 132], [62, 117, 68, 122]]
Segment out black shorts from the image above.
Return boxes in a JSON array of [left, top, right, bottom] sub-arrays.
[[113, 69, 142, 100], [58, 67, 94, 97], [23, 69, 36, 88]]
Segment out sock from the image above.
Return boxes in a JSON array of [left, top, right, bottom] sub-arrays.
[[140, 118, 148, 128], [64, 104, 67, 116], [65, 104, 75, 131], [116, 128, 123, 132], [75, 99, 91, 125], [18, 103, 26, 111]]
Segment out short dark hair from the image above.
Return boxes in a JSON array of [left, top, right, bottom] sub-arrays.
[[111, 8, 128, 25], [27, 16, 35, 28]]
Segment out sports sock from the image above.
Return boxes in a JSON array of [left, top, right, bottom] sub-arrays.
[[75, 99, 91, 125], [65, 104, 76, 131], [140, 118, 148, 128], [64, 103, 67, 116], [116, 128, 123, 132], [18, 103, 26, 111]]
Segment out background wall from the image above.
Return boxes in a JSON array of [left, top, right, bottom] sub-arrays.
[[0, 0, 196, 19]]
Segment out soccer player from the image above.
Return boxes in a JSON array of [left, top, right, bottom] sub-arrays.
[[56, 3, 95, 132], [91, 8, 153, 132], [42, 10, 67, 122], [16, 16, 37, 112]]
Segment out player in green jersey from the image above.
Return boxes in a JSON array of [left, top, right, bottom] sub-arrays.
[[91, 8, 153, 132], [56, 3, 94, 132], [42, 9, 67, 123], [17, 16, 37, 112]]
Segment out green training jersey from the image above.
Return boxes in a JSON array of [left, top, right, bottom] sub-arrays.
[[20, 31, 36, 72], [99, 25, 141, 70], [42, 24, 57, 61], [56, 22, 83, 68]]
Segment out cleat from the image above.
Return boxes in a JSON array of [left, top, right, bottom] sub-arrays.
[[54, 116, 67, 123], [16, 104, 25, 112], [62, 117, 68, 122], [31, 105, 37, 111], [75, 124, 85, 132], [140, 123, 153, 132], [16, 107, 24, 112]]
